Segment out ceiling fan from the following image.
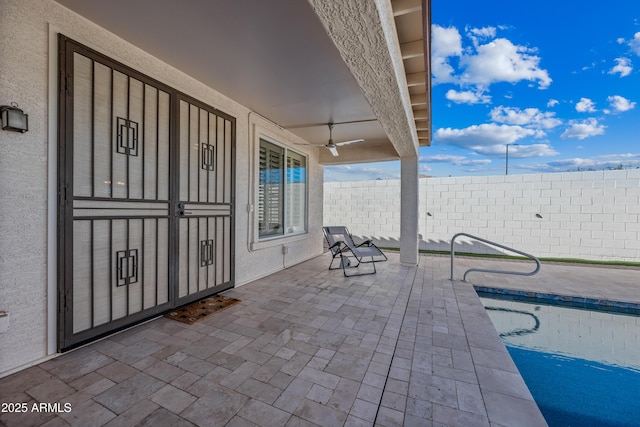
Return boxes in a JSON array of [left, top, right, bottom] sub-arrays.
[[296, 123, 365, 157]]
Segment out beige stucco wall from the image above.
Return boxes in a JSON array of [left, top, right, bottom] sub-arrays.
[[0, 0, 323, 376]]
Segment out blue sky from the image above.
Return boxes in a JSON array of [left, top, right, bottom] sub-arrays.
[[325, 0, 640, 181]]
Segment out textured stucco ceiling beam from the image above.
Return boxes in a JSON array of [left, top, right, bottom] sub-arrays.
[[307, 0, 419, 159]]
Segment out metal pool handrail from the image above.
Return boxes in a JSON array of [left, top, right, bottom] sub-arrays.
[[450, 232, 541, 282]]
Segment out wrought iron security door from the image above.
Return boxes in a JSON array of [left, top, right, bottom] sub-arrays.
[[58, 36, 234, 349], [175, 96, 234, 305]]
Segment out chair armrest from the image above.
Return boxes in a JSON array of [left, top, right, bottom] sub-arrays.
[[329, 241, 348, 253]]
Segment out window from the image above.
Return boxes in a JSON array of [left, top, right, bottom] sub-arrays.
[[258, 139, 307, 238]]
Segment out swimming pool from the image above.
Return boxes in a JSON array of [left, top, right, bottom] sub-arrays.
[[478, 293, 640, 427]]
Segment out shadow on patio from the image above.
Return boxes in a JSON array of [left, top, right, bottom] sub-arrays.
[[0, 253, 546, 427]]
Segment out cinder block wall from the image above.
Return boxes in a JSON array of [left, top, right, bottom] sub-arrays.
[[324, 169, 640, 262]]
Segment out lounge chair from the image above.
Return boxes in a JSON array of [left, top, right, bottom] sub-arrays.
[[323, 226, 387, 277]]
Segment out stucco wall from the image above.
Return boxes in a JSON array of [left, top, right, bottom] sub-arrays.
[[324, 170, 640, 262], [0, 0, 323, 376]]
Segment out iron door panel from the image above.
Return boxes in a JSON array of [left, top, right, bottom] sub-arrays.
[[176, 98, 234, 305], [59, 36, 235, 349], [59, 38, 174, 348]]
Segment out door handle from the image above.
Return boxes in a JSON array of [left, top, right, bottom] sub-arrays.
[[176, 203, 193, 216]]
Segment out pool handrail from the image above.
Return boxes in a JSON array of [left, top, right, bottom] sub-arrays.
[[450, 232, 541, 282]]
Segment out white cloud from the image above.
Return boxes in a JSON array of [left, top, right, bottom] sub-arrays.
[[431, 25, 463, 84], [435, 123, 542, 148], [521, 153, 640, 172], [468, 26, 497, 39], [515, 144, 558, 157], [547, 99, 559, 108], [461, 159, 493, 166], [560, 118, 606, 140], [630, 32, 640, 56], [420, 154, 465, 163], [434, 123, 556, 158], [575, 97, 596, 113], [609, 57, 633, 77], [607, 95, 636, 113], [445, 89, 491, 104], [419, 164, 432, 173], [467, 26, 497, 47], [490, 106, 562, 129], [420, 154, 492, 166], [597, 153, 640, 160], [431, 24, 551, 90], [473, 143, 558, 158], [432, 25, 464, 57], [460, 38, 552, 89]]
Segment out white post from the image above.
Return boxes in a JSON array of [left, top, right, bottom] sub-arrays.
[[400, 156, 419, 266]]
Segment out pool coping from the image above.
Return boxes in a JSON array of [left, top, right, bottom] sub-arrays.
[[475, 285, 640, 316]]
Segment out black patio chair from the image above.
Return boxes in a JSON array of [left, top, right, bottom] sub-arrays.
[[323, 226, 387, 277]]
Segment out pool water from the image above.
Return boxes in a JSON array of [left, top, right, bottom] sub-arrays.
[[479, 294, 640, 427], [508, 347, 640, 427]]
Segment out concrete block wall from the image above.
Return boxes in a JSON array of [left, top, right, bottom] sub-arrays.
[[324, 179, 403, 245], [324, 169, 640, 262]]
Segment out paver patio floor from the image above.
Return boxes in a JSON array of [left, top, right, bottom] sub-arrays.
[[3, 252, 635, 426]]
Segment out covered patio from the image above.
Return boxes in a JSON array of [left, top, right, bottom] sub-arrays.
[[1, 0, 430, 376], [0, 254, 546, 426]]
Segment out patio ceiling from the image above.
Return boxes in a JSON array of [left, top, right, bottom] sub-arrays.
[[54, 0, 431, 165]]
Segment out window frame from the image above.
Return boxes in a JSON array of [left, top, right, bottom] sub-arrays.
[[253, 134, 309, 247]]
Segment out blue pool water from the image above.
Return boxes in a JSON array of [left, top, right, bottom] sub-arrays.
[[479, 294, 640, 427], [507, 346, 640, 427]]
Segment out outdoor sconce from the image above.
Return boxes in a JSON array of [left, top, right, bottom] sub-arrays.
[[426, 212, 433, 217], [536, 213, 543, 219], [1, 103, 28, 133]]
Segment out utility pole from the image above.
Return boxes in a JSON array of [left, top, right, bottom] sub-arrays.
[[506, 143, 519, 175]]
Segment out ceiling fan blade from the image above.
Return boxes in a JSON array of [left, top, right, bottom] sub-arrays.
[[293, 142, 329, 146], [335, 138, 365, 147], [327, 146, 339, 156]]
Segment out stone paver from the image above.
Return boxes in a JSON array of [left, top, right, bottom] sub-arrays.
[[4, 252, 631, 426]]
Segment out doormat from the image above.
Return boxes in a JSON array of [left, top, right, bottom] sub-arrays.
[[164, 295, 241, 325]]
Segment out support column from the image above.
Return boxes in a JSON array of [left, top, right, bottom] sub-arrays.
[[400, 156, 419, 266]]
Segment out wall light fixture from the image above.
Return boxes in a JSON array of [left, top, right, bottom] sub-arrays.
[[1, 103, 28, 133]]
